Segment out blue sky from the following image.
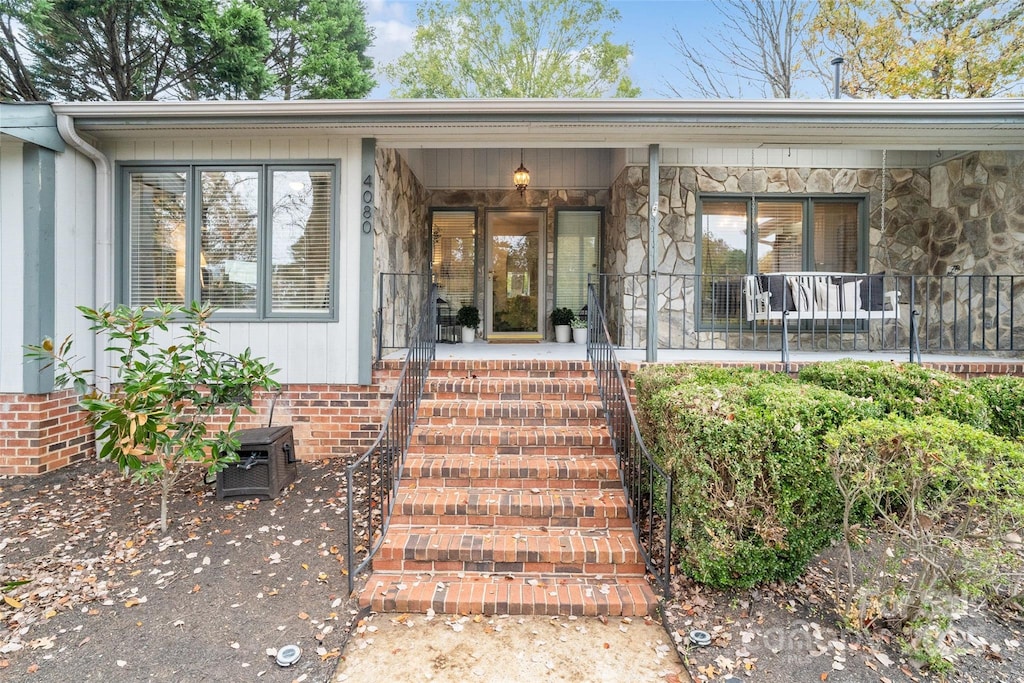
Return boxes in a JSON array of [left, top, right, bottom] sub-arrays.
[[364, 0, 733, 98]]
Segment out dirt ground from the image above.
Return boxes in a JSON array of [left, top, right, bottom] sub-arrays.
[[1, 459, 362, 682], [4, 459, 1024, 683]]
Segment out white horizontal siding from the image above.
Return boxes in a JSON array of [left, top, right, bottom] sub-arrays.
[[0, 140, 25, 392], [108, 135, 364, 385]]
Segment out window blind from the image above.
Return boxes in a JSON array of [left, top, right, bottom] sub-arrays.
[[755, 201, 804, 273], [127, 171, 187, 306], [555, 211, 600, 312], [814, 202, 859, 272], [431, 211, 476, 310], [271, 170, 333, 312], [199, 171, 259, 313]]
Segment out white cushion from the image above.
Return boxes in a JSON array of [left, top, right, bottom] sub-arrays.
[[813, 278, 842, 312], [840, 279, 862, 311], [786, 276, 815, 312]]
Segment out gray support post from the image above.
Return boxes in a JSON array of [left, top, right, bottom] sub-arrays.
[[22, 145, 56, 393], [358, 138, 376, 385], [646, 144, 659, 363]]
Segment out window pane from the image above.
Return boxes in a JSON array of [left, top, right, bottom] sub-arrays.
[[432, 211, 476, 310], [555, 211, 600, 313], [756, 201, 803, 273], [127, 171, 187, 306], [271, 170, 333, 312], [814, 202, 859, 272], [700, 200, 748, 324], [200, 170, 259, 313]]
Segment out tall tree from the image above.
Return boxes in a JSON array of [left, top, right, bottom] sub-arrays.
[[260, 0, 375, 100], [664, 0, 814, 99], [811, 0, 1024, 98], [0, 0, 273, 101], [385, 0, 638, 98]]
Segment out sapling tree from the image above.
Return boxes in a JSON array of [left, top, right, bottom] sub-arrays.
[[26, 302, 279, 532]]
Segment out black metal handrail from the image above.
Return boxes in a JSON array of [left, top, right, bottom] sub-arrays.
[[346, 283, 437, 593], [586, 283, 674, 596], [595, 272, 1023, 360]]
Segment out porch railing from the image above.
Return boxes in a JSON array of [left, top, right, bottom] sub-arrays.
[[346, 284, 437, 593], [586, 283, 674, 596], [595, 273, 1023, 359]]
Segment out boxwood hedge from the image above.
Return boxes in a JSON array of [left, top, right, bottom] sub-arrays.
[[639, 375, 880, 588], [968, 375, 1024, 442]]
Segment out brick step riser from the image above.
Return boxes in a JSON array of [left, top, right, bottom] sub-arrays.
[[412, 434, 614, 448], [411, 477, 620, 490], [423, 392, 600, 402], [390, 514, 633, 529], [394, 501, 628, 519], [371, 559, 647, 575], [408, 445, 616, 457], [377, 540, 643, 566], [360, 577, 655, 617], [420, 416, 606, 428]]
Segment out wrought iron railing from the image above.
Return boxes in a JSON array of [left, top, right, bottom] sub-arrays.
[[376, 272, 433, 361], [595, 273, 1023, 361], [586, 283, 674, 596], [346, 284, 437, 593]]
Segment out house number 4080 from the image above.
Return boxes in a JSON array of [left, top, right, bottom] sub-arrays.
[[361, 174, 373, 234]]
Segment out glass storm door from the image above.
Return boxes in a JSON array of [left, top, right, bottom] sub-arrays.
[[486, 211, 544, 339]]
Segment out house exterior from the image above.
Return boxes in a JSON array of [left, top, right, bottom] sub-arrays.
[[2, 98, 1023, 474]]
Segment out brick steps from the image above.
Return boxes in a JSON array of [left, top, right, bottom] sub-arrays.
[[412, 425, 613, 448], [377, 527, 643, 568], [419, 399, 606, 427], [359, 360, 655, 618], [362, 573, 656, 617], [402, 455, 621, 488]]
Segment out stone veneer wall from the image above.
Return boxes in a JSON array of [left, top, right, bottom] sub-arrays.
[[429, 188, 608, 338], [374, 148, 431, 355], [606, 155, 1024, 353], [607, 164, 904, 348]]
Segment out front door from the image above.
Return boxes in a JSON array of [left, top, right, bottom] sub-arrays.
[[486, 211, 545, 340]]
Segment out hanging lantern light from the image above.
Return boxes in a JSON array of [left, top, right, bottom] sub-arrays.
[[513, 149, 530, 195]]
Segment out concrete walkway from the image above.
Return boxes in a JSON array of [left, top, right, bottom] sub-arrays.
[[333, 611, 691, 683]]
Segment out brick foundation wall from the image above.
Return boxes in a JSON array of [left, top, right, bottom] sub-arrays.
[[0, 390, 93, 475], [0, 378, 398, 476]]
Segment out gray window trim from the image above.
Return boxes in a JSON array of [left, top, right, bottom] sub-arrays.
[[117, 160, 340, 323]]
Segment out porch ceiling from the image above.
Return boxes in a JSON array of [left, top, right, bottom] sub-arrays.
[[54, 99, 1024, 151]]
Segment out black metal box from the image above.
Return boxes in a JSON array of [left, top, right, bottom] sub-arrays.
[[216, 426, 296, 499]]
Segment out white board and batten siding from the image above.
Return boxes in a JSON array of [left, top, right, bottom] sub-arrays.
[[0, 138, 26, 392], [402, 148, 618, 190], [625, 147, 949, 170], [109, 136, 365, 385]]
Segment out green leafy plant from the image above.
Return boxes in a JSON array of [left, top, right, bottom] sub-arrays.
[[570, 317, 587, 329], [969, 375, 1024, 441], [455, 304, 480, 329], [550, 307, 575, 326], [798, 359, 990, 429], [25, 302, 279, 532], [826, 415, 1024, 670], [638, 371, 880, 588]]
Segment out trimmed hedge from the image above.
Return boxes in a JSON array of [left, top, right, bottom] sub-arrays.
[[969, 376, 1024, 442], [640, 377, 880, 588], [634, 364, 792, 404], [797, 360, 990, 429], [826, 414, 1024, 517]]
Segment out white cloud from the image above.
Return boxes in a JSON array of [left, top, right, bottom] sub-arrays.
[[366, 0, 417, 97]]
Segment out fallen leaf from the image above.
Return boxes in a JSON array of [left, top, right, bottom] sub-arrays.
[[4, 596, 22, 609]]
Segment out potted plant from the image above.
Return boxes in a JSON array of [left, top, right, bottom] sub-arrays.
[[455, 304, 480, 343], [570, 316, 588, 344], [551, 307, 574, 343]]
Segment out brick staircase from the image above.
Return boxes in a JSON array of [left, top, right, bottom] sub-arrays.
[[358, 359, 657, 617]]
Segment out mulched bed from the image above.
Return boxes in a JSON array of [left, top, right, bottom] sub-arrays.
[[1, 458, 367, 682], [661, 543, 1024, 682]]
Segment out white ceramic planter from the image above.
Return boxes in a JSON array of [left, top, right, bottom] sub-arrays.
[[572, 328, 587, 345], [554, 325, 571, 343], [461, 327, 476, 343]]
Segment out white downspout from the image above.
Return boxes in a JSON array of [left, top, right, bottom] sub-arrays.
[[56, 114, 113, 391]]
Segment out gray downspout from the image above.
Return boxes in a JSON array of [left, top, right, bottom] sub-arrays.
[[56, 114, 113, 391], [646, 144, 659, 363]]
